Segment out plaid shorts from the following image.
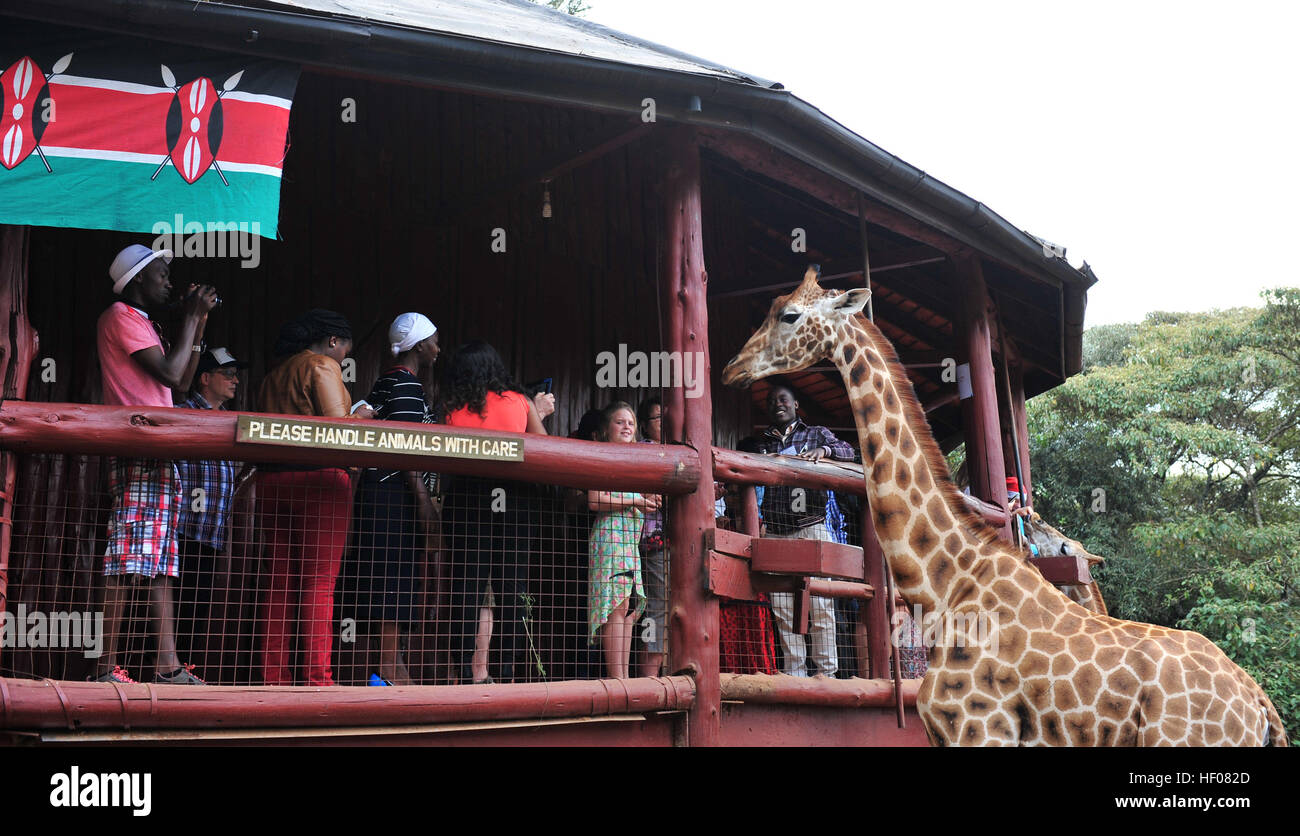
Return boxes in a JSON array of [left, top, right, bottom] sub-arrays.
[[104, 457, 183, 578]]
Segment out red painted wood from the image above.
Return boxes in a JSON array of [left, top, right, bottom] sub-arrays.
[[660, 126, 720, 747], [739, 484, 761, 536], [720, 672, 920, 707], [807, 579, 874, 601], [708, 527, 752, 559], [1028, 554, 1092, 585], [862, 509, 892, 680], [713, 447, 867, 495], [0, 675, 696, 731], [750, 537, 865, 581], [0, 402, 700, 495], [955, 255, 1010, 539], [708, 552, 758, 601], [1010, 364, 1033, 505], [719, 702, 930, 747]]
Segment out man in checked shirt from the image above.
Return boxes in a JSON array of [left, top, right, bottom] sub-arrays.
[[175, 347, 248, 674], [746, 380, 856, 678]]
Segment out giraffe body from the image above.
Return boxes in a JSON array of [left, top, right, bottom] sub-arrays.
[[722, 266, 1287, 746]]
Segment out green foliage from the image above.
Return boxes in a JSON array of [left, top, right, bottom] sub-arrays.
[[1029, 289, 1300, 734]]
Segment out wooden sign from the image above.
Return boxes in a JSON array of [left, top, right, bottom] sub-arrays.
[[235, 415, 524, 462]]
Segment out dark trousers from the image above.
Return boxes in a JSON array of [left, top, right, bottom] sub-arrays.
[[445, 477, 529, 682]]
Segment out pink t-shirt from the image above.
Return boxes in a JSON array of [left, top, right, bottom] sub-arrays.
[[97, 302, 172, 408]]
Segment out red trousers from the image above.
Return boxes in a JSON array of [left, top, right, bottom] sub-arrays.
[[256, 469, 352, 686]]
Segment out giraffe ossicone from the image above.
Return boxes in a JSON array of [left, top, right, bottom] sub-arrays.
[[722, 265, 1287, 747]]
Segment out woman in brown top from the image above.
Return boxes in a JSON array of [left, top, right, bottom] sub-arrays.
[[256, 309, 359, 686]]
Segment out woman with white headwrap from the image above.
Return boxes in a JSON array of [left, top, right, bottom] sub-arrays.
[[352, 312, 440, 685]]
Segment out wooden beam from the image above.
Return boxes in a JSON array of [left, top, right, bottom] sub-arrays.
[[698, 129, 974, 257], [710, 255, 947, 299], [659, 126, 720, 747]]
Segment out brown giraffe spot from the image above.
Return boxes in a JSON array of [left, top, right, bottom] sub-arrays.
[[1203, 723, 1224, 745], [925, 496, 953, 530], [1025, 678, 1052, 711], [1190, 691, 1211, 715], [911, 517, 940, 559], [909, 487, 924, 506], [1186, 668, 1211, 691], [1030, 631, 1065, 655], [871, 372, 885, 391], [1098, 692, 1129, 721], [1141, 688, 1165, 719], [1053, 680, 1080, 711], [1096, 646, 1123, 671], [1165, 694, 1189, 719], [1019, 606, 1045, 631], [860, 401, 882, 426], [914, 463, 932, 491], [1118, 725, 1139, 746], [957, 550, 977, 573], [973, 560, 996, 586], [944, 534, 962, 555], [1056, 612, 1083, 636], [934, 705, 961, 738], [884, 418, 900, 443], [988, 715, 1013, 740], [884, 388, 898, 411], [1022, 651, 1050, 677], [1051, 653, 1075, 677], [995, 556, 1021, 575], [972, 659, 1000, 695], [894, 458, 912, 490], [1012, 699, 1035, 739], [849, 360, 867, 386], [1095, 630, 1118, 647], [948, 576, 978, 604], [1034, 586, 1067, 617], [1067, 634, 1093, 662], [960, 719, 984, 744], [841, 345, 855, 366], [979, 590, 998, 610], [1041, 711, 1065, 744], [1224, 713, 1244, 741], [1098, 721, 1118, 746], [870, 450, 894, 483], [999, 624, 1028, 661], [899, 432, 917, 458], [978, 542, 998, 557], [872, 492, 908, 541], [937, 673, 970, 697], [864, 432, 882, 459], [1130, 652, 1156, 682], [992, 579, 1020, 602], [1066, 712, 1097, 745], [1158, 658, 1184, 692], [1076, 663, 1103, 704]]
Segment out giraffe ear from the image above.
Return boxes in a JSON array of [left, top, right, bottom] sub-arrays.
[[833, 287, 871, 315]]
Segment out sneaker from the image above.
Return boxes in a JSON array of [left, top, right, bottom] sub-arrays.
[[154, 664, 206, 685], [91, 666, 136, 684]]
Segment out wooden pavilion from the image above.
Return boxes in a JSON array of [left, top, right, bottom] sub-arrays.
[[0, 0, 1094, 746]]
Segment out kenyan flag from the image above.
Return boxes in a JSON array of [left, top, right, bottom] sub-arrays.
[[0, 21, 298, 237]]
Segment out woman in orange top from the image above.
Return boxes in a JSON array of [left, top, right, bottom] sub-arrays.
[[256, 309, 363, 686], [442, 341, 554, 683]]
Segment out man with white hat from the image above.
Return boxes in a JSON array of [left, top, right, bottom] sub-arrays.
[[93, 244, 219, 685], [175, 347, 249, 671]]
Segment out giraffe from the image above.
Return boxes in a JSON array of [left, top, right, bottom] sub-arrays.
[[1019, 511, 1109, 616], [721, 265, 1287, 746], [965, 489, 1110, 615]]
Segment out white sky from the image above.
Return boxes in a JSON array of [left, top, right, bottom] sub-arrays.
[[586, 0, 1300, 327]]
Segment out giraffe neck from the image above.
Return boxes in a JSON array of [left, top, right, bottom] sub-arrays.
[[831, 316, 1009, 613]]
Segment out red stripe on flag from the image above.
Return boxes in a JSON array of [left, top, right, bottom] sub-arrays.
[[38, 82, 289, 170]]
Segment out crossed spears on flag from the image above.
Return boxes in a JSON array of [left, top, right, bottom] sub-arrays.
[[150, 64, 243, 186], [0, 52, 72, 173]]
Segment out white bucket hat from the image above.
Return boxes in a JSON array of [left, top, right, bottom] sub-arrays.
[[109, 244, 173, 296], [388, 312, 437, 356]]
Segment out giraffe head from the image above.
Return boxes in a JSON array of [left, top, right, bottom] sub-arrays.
[[721, 265, 871, 387]]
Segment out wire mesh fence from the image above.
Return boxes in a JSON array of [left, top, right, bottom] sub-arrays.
[[1, 451, 922, 685]]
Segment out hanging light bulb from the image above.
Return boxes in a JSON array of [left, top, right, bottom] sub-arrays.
[[542, 181, 553, 219]]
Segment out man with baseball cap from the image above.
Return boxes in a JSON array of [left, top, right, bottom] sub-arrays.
[[174, 347, 249, 672], [93, 243, 218, 685]]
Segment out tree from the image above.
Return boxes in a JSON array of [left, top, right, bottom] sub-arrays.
[[1028, 289, 1300, 732]]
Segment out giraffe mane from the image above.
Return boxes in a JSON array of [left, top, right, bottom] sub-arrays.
[[855, 313, 1006, 551]]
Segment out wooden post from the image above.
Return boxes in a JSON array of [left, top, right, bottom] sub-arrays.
[[660, 125, 720, 747], [0, 225, 37, 669], [739, 485, 761, 537], [861, 510, 891, 680], [1009, 363, 1033, 506], [954, 255, 1010, 538]]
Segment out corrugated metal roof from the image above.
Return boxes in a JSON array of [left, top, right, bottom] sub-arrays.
[[255, 0, 780, 87]]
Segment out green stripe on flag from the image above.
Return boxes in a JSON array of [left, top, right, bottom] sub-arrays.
[[0, 154, 282, 238]]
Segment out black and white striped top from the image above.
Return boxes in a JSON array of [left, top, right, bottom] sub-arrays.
[[367, 366, 430, 481]]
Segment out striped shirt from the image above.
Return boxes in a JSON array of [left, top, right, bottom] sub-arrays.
[[367, 367, 430, 481], [175, 392, 237, 550]]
